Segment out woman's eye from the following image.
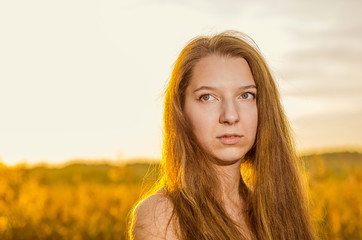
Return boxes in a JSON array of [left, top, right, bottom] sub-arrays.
[[199, 94, 215, 102], [240, 92, 255, 100]]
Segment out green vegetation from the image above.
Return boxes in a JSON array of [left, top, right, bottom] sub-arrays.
[[27, 162, 160, 186], [0, 151, 361, 239]]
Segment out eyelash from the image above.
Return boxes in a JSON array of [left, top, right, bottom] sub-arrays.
[[198, 92, 256, 102], [240, 92, 256, 99], [198, 94, 215, 102]]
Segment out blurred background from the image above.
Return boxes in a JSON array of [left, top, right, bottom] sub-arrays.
[[0, 0, 361, 239]]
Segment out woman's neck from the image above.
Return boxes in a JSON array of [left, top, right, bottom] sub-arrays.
[[213, 160, 249, 231], [214, 161, 243, 205]]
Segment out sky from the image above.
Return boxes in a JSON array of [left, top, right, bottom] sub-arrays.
[[1, 0, 361, 166]]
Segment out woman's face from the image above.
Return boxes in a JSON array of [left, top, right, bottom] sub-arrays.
[[184, 55, 258, 163]]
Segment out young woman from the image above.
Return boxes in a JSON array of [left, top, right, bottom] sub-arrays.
[[129, 31, 316, 240]]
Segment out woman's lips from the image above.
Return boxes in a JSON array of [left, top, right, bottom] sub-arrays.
[[217, 134, 242, 145]]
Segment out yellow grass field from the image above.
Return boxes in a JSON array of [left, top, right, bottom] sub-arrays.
[[0, 152, 361, 240]]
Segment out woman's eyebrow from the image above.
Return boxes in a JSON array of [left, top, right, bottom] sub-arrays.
[[193, 86, 218, 93], [238, 85, 257, 91], [193, 85, 257, 93]]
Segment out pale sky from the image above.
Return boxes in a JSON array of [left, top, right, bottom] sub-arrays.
[[1, 0, 361, 166]]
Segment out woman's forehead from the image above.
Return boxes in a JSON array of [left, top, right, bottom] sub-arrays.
[[188, 55, 255, 91]]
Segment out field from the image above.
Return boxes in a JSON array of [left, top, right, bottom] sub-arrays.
[[0, 152, 361, 240]]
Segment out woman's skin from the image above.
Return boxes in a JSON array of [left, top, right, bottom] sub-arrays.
[[184, 55, 258, 163], [132, 55, 257, 240]]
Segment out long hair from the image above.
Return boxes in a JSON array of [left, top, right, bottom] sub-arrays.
[[131, 31, 316, 240]]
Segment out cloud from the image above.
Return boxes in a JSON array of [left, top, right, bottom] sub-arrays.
[[275, 1, 362, 102], [291, 109, 362, 151]]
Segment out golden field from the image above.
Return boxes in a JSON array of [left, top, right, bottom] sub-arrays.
[[0, 152, 361, 240]]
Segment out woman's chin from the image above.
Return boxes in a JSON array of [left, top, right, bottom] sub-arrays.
[[211, 150, 247, 164]]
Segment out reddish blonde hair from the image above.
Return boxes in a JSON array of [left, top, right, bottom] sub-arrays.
[[131, 31, 316, 240]]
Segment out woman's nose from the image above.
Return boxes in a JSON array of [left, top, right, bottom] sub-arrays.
[[219, 100, 240, 125]]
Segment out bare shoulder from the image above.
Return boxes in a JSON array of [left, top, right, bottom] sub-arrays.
[[131, 190, 179, 240]]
